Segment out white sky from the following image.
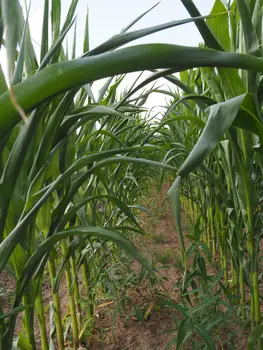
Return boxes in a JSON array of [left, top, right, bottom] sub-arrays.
[[28, 0, 213, 53], [1, 0, 215, 111]]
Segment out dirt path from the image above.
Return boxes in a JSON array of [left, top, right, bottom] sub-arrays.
[[0, 184, 181, 350], [89, 184, 249, 350], [90, 183, 183, 349], [0, 184, 249, 349]]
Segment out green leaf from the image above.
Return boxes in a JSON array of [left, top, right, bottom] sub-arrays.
[[1, 0, 20, 82], [176, 319, 192, 349], [12, 5, 30, 85], [181, 0, 223, 51], [120, 1, 161, 33], [86, 14, 216, 56], [167, 176, 187, 266], [247, 322, 263, 350], [233, 93, 263, 141], [178, 94, 246, 177], [51, 0, 61, 43], [2, 44, 263, 138], [40, 0, 49, 62], [20, 226, 154, 297], [83, 7, 89, 53], [207, 0, 230, 51], [0, 306, 25, 321], [236, 0, 259, 56], [193, 324, 216, 350], [49, 302, 56, 350], [38, 17, 75, 70], [56, 194, 140, 231], [0, 65, 8, 95]]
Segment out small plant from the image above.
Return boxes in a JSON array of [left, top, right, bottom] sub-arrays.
[[158, 257, 237, 349], [154, 248, 174, 265], [152, 233, 167, 244], [161, 277, 238, 350]]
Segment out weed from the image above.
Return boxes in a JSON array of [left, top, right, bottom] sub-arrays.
[[154, 249, 174, 265], [152, 234, 167, 244]]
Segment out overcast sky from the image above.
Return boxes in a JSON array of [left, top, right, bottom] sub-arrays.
[[28, 0, 213, 53]]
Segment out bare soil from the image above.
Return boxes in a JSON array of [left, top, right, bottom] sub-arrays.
[[0, 271, 70, 348], [0, 183, 250, 349], [88, 184, 249, 350]]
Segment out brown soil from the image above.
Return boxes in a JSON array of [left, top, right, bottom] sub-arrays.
[[88, 183, 181, 350], [0, 271, 70, 348], [88, 184, 249, 350], [0, 183, 250, 349]]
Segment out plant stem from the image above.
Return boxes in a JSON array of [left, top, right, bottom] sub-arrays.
[[48, 258, 64, 350], [61, 240, 79, 349], [22, 294, 36, 350], [35, 294, 49, 350]]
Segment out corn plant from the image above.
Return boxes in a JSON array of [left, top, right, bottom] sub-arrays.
[[3, 0, 263, 349], [0, 1, 184, 348], [148, 0, 263, 348]]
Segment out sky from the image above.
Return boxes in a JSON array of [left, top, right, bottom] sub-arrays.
[[27, 0, 214, 54], [1, 0, 215, 111]]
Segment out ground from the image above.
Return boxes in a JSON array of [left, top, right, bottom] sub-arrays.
[[0, 183, 250, 349], [89, 184, 181, 349], [88, 184, 249, 349]]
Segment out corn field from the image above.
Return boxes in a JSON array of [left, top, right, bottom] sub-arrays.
[[2, 0, 263, 349]]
